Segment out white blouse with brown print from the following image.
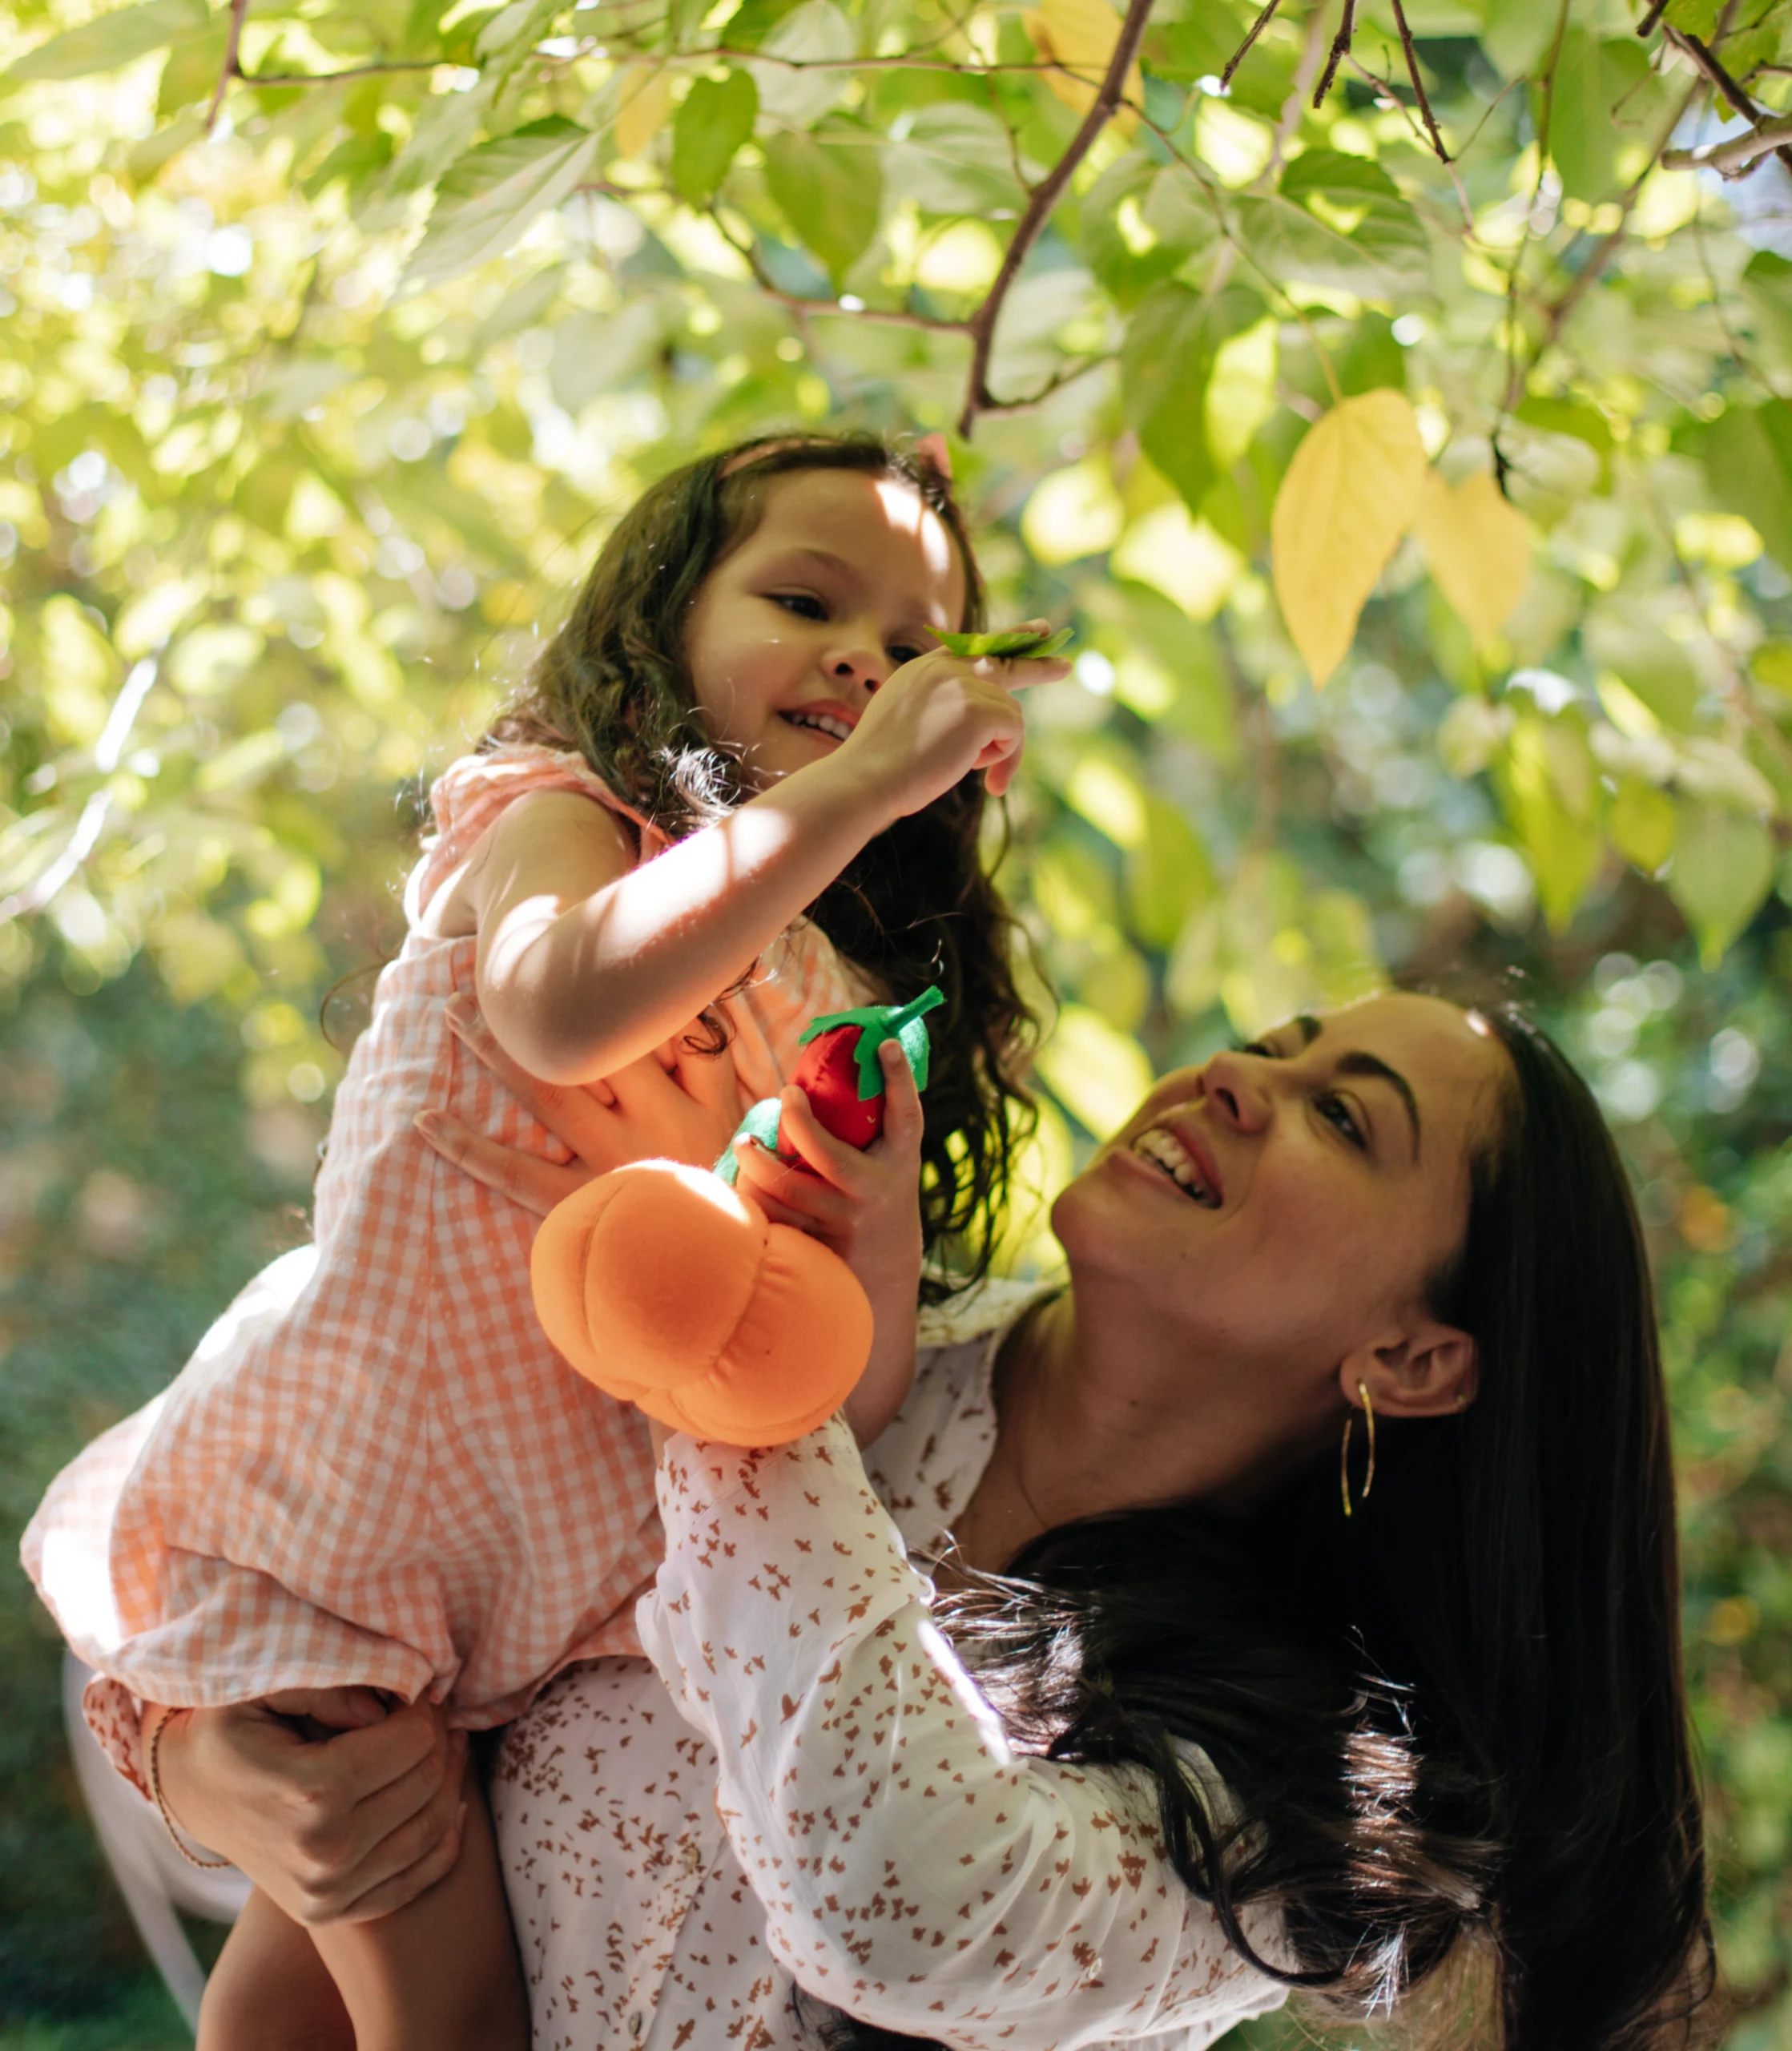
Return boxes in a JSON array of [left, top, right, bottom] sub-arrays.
[[491, 1279, 1291, 2051]]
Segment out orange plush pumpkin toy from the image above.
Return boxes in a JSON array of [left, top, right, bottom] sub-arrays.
[[530, 989, 944, 1443]]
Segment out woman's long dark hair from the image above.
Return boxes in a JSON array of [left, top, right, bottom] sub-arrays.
[[810, 1005, 1712, 2050], [487, 432, 1037, 1295]]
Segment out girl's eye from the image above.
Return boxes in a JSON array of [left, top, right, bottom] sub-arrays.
[[886, 643, 923, 667], [772, 592, 825, 620], [1236, 1039, 1276, 1058], [1316, 1091, 1364, 1147]]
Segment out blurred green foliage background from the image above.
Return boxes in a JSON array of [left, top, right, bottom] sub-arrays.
[[0, 0, 1790, 2039]]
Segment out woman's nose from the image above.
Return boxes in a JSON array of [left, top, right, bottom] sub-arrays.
[[1199, 1050, 1273, 1133]]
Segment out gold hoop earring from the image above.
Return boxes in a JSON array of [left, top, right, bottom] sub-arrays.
[[1340, 1381, 1376, 1518]]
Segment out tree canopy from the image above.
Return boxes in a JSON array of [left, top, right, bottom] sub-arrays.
[[1, 0, 1791, 2038]]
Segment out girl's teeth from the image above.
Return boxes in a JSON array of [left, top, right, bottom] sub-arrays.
[[788, 712, 852, 741]]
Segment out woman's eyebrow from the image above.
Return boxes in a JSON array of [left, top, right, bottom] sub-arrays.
[[1337, 1051, 1421, 1157], [1294, 1016, 1420, 1157]]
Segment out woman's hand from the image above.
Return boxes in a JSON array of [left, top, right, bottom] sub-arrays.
[[147, 1690, 469, 1927], [837, 626, 1068, 808], [414, 994, 742, 1216], [730, 1038, 924, 1443]]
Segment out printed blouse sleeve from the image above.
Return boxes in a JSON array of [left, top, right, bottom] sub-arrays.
[[636, 1424, 1287, 2051]]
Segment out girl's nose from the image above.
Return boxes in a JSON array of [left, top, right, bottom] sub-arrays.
[[1199, 1050, 1273, 1134], [826, 643, 888, 695]]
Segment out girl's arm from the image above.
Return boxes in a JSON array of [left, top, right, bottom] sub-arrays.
[[636, 1428, 1290, 2049], [469, 647, 1049, 1085]]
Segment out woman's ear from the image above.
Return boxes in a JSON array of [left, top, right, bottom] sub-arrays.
[[1339, 1322, 1477, 1420]]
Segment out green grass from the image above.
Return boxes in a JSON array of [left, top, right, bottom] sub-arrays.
[[0, 1977, 189, 2050]]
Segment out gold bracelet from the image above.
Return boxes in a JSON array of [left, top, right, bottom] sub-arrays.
[[144, 1709, 234, 1870]]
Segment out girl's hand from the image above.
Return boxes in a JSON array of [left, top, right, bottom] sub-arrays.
[[146, 1692, 469, 1927], [729, 1038, 924, 1444], [838, 623, 1070, 811], [415, 994, 742, 1215]]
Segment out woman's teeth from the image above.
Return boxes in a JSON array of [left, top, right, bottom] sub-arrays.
[[1132, 1127, 1219, 1207], [783, 711, 853, 743]]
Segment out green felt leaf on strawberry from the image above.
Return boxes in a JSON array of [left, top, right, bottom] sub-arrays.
[[932, 626, 1074, 660]]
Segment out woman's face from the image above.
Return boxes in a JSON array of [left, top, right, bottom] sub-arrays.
[[1052, 993, 1508, 1424], [684, 468, 966, 791]]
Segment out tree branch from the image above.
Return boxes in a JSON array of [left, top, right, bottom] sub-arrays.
[[1315, 0, 1358, 107], [1659, 26, 1792, 175], [1389, 0, 1450, 159], [973, 351, 1116, 417], [956, 0, 1154, 436], [205, 0, 251, 134], [1222, 0, 1284, 91], [1664, 112, 1792, 174]]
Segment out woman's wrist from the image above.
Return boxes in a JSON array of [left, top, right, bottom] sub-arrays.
[[142, 1704, 234, 1868]]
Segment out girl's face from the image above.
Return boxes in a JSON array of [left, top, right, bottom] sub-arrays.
[[683, 468, 968, 789], [1053, 994, 1509, 1427]]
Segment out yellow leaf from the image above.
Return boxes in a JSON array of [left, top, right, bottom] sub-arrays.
[[1023, 0, 1139, 131], [615, 65, 676, 162], [1415, 469, 1532, 647], [1270, 389, 1427, 687]]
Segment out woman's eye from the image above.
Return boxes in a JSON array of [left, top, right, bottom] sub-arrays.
[[1317, 1091, 1364, 1146], [886, 643, 923, 667], [772, 592, 825, 620], [1236, 1039, 1276, 1058]]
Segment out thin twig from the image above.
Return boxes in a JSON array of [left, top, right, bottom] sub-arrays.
[[1258, 4, 1330, 186], [1341, 50, 1474, 228], [707, 207, 968, 334], [1389, 0, 1450, 159], [205, 0, 251, 134], [239, 58, 441, 85], [1314, 0, 1357, 106], [1221, 0, 1285, 91], [1634, 0, 1670, 36], [1497, 0, 1573, 422], [974, 352, 1117, 417], [956, 0, 1155, 436]]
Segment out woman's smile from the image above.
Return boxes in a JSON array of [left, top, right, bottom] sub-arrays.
[[1130, 1122, 1223, 1207]]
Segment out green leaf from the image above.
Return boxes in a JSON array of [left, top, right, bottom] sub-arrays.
[[1738, 251, 1792, 369], [1703, 402, 1792, 572], [1611, 777, 1676, 873], [1080, 154, 1182, 309], [2, 0, 209, 87], [1669, 800, 1775, 965], [1584, 611, 1701, 731], [670, 69, 758, 207], [1497, 711, 1603, 931], [1121, 281, 1262, 515], [1514, 394, 1615, 486], [1234, 195, 1430, 300], [1540, 33, 1666, 203], [884, 103, 1025, 218], [1126, 796, 1214, 949], [401, 118, 599, 292], [932, 626, 1073, 659], [763, 121, 883, 285]]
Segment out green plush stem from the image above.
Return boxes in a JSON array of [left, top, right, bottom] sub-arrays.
[[798, 984, 944, 1100]]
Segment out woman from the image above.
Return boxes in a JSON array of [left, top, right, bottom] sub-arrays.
[[150, 992, 1712, 2050]]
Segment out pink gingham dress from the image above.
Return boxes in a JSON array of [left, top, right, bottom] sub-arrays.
[[22, 743, 873, 1794]]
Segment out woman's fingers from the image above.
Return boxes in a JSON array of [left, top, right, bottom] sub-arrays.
[[444, 993, 618, 1124], [771, 1086, 866, 1188], [731, 1137, 853, 1229], [872, 1042, 924, 1161], [413, 1110, 589, 1216]]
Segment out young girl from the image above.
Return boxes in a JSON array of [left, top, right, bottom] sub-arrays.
[[25, 432, 1065, 2048]]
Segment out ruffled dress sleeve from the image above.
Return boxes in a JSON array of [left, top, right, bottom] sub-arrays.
[[635, 1424, 1290, 2049]]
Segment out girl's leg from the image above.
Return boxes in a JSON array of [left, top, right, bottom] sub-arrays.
[[196, 1888, 354, 2051], [308, 1753, 530, 2051]]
